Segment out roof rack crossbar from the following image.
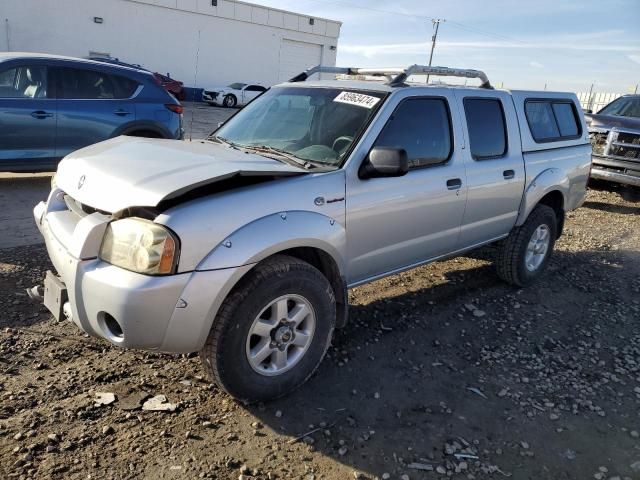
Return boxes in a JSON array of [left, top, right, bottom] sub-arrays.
[[289, 64, 492, 89]]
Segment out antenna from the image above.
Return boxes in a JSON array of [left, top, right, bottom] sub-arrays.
[[189, 29, 201, 142]]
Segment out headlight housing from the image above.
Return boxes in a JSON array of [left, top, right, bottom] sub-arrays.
[[99, 218, 179, 275]]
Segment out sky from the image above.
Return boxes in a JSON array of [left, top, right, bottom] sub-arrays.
[[257, 0, 640, 93]]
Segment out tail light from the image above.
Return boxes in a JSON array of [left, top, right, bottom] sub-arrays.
[[165, 104, 184, 114]]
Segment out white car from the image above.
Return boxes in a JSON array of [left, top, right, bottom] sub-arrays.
[[202, 82, 267, 108]]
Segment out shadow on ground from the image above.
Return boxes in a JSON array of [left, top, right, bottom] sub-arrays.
[[243, 247, 640, 479]]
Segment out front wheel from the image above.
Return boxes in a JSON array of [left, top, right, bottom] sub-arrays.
[[496, 204, 557, 287], [200, 255, 336, 403], [223, 94, 237, 108]]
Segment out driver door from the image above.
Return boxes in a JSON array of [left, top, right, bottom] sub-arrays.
[[345, 92, 468, 284]]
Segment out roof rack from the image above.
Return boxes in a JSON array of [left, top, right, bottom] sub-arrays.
[[288, 64, 492, 89]]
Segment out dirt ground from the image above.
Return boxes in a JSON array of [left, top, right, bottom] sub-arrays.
[[1, 183, 639, 480]]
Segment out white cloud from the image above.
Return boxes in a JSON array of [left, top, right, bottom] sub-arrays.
[[629, 54, 640, 65], [529, 61, 544, 68], [340, 35, 639, 58]]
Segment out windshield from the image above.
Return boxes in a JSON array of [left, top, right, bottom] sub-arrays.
[[598, 97, 640, 118], [212, 86, 386, 167], [228, 83, 247, 90]]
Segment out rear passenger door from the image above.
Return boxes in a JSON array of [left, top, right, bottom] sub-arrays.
[[454, 90, 525, 248], [53, 66, 139, 157], [346, 92, 468, 284]]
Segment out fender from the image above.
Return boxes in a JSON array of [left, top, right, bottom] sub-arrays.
[[196, 210, 347, 274], [515, 168, 569, 226], [112, 121, 172, 139]]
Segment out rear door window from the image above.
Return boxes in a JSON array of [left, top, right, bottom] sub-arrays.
[[464, 98, 508, 159], [374, 97, 452, 169], [525, 99, 581, 142], [57, 67, 138, 99], [0, 65, 48, 98], [552, 103, 579, 137]]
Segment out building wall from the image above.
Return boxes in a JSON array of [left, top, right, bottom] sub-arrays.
[[1, 0, 341, 88]]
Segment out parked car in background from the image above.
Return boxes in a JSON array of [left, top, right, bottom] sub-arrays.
[[89, 57, 186, 102], [0, 53, 184, 172], [154, 73, 185, 101], [202, 82, 267, 107], [33, 64, 590, 402], [585, 95, 640, 188]]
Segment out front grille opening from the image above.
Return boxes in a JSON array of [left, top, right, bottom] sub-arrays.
[[590, 132, 608, 155], [99, 312, 124, 341]]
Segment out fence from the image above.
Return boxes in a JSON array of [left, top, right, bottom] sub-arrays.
[[576, 91, 624, 112]]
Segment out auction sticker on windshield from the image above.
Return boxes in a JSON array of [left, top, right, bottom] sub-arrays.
[[334, 91, 381, 109]]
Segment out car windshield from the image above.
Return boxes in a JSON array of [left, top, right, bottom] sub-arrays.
[[598, 97, 640, 118], [228, 83, 247, 90], [212, 86, 387, 167]]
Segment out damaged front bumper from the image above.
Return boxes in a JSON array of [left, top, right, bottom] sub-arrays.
[[33, 190, 248, 353]]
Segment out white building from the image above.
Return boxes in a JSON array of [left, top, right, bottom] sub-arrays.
[[1, 0, 341, 88]]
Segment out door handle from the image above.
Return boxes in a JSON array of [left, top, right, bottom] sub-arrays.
[[31, 110, 53, 119], [114, 109, 132, 116], [446, 178, 462, 190], [503, 169, 515, 180]]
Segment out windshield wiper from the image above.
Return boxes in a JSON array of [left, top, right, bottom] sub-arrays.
[[208, 135, 241, 150], [243, 145, 315, 170]]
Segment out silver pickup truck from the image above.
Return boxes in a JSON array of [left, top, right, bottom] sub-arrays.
[[33, 65, 591, 402]]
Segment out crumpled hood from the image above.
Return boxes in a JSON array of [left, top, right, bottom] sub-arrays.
[[586, 113, 640, 131], [56, 136, 305, 213]]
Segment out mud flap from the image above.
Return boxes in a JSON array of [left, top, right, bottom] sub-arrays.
[[43, 271, 68, 321]]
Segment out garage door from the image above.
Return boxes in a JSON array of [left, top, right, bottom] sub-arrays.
[[278, 39, 323, 82]]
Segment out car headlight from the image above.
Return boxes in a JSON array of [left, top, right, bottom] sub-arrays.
[[99, 218, 179, 275]]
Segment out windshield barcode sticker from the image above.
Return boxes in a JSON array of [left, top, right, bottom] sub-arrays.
[[333, 91, 381, 109]]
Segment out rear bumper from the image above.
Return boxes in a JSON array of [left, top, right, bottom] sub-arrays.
[[33, 193, 249, 353]]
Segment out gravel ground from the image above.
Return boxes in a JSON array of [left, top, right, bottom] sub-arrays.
[[1, 184, 639, 480]]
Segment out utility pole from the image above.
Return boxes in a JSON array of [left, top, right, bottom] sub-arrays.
[[426, 18, 445, 84]]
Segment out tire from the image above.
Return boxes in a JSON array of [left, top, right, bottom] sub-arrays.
[[223, 94, 237, 108], [496, 204, 557, 287], [200, 255, 336, 403]]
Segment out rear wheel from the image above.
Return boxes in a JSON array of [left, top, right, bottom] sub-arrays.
[[496, 204, 557, 287], [200, 255, 335, 403]]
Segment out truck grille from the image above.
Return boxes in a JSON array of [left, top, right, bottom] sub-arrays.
[[610, 144, 640, 160], [63, 194, 100, 218], [617, 131, 640, 146]]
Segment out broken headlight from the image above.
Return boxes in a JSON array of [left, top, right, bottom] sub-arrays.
[[99, 218, 179, 275]]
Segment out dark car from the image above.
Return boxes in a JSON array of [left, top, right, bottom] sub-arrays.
[[586, 95, 640, 188], [0, 53, 184, 172], [154, 73, 185, 101]]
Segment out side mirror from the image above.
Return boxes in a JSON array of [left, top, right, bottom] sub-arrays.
[[359, 147, 409, 179]]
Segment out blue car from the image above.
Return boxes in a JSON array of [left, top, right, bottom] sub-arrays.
[[0, 53, 184, 172]]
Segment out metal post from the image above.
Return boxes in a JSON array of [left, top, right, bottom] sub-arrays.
[[4, 19, 10, 51], [426, 19, 444, 84], [587, 83, 594, 111]]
